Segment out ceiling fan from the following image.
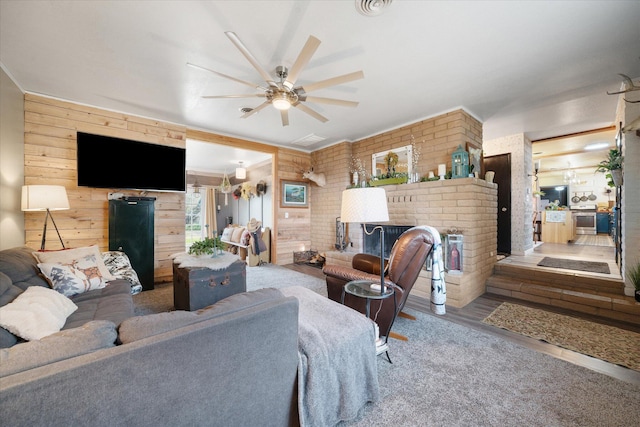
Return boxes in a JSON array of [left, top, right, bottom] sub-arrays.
[[188, 32, 364, 126]]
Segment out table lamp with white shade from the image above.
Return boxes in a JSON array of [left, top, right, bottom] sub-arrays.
[[340, 187, 389, 294], [21, 185, 70, 251]]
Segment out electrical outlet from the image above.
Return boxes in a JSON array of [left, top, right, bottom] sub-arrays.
[[285, 212, 289, 219]]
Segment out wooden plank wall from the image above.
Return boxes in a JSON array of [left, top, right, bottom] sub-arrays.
[[24, 94, 187, 283], [274, 148, 312, 265]]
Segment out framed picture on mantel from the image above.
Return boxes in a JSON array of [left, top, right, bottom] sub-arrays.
[[280, 180, 308, 208]]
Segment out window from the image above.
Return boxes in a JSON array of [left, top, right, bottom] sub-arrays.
[[185, 190, 206, 250]]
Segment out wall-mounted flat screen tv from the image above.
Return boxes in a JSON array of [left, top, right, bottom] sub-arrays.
[[77, 132, 186, 192]]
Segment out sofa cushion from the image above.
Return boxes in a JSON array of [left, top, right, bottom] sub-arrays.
[[0, 320, 117, 378], [0, 246, 50, 291], [37, 253, 109, 297], [0, 286, 78, 341], [65, 280, 135, 329], [32, 245, 117, 282], [118, 288, 284, 344]]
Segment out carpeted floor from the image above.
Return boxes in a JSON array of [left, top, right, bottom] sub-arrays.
[[537, 256, 610, 274], [133, 265, 640, 426], [482, 302, 640, 372]]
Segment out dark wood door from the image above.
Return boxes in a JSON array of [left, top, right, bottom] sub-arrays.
[[484, 154, 511, 254]]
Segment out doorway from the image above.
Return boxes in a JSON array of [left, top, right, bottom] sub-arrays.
[[484, 153, 511, 255]]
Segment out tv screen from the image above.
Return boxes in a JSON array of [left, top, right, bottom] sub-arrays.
[[77, 132, 186, 192]]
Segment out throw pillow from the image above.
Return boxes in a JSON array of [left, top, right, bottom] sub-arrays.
[[37, 254, 109, 297], [32, 245, 117, 282], [0, 320, 117, 377], [231, 226, 245, 243], [221, 227, 233, 241], [0, 286, 77, 341], [101, 251, 142, 295]]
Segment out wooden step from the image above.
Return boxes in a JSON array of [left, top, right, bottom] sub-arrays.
[[493, 263, 625, 295], [486, 268, 639, 326]]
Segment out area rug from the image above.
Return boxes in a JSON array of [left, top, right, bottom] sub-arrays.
[[482, 302, 640, 372], [537, 256, 610, 274]]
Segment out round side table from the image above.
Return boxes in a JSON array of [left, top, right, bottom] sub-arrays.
[[342, 279, 395, 363]]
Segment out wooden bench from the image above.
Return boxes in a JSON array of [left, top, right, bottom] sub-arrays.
[[220, 226, 270, 266]]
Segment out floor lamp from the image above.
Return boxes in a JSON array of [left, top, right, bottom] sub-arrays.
[[21, 185, 70, 251], [340, 187, 389, 294]]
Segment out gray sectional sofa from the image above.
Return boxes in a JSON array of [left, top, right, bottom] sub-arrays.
[[0, 246, 300, 426]]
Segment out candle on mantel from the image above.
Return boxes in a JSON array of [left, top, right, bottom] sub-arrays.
[[438, 164, 446, 176]]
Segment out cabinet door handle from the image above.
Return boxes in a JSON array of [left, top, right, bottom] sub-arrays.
[[501, 207, 507, 212]]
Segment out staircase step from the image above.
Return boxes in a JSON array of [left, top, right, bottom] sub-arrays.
[[493, 263, 625, 295], [486, 274, 640, 326]]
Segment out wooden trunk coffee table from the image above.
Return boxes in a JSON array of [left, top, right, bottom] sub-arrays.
[[172, 258, 246, 311]]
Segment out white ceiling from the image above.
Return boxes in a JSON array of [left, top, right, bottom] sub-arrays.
[[1, 1, 639, 174]]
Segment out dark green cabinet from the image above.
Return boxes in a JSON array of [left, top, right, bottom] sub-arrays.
[[109, 198, 155, 291]]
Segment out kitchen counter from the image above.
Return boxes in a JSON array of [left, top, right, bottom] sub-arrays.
[[542, 210, 575, 243]]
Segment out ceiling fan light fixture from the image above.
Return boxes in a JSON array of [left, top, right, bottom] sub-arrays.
[[272, 93, 292, 110]]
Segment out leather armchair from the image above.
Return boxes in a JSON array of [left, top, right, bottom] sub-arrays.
[[323, 226, 435, 339]]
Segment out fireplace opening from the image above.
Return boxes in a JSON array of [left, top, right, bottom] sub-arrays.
[[362, 224, 412, 260]]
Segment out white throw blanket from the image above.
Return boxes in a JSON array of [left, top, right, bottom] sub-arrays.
[[168, 252, 239, 270], [416, 225, 446, 315], [279, 286, 380, 426]]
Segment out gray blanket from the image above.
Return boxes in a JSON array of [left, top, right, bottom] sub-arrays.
[[280, 286, 380, 426]]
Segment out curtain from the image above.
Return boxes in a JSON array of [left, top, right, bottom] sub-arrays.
[[205, 187, 217, 237]]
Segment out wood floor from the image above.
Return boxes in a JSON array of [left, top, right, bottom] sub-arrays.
[[499, 238, 622, 280], [284, 258, 640, 386]]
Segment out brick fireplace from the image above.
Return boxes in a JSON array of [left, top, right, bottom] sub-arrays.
[[323, 177, 498, 308]]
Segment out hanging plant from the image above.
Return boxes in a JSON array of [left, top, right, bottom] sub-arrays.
[[220, 173, 231, 193]]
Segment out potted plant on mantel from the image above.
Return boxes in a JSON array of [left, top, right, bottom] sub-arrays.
[[595, 149, 623, 187]]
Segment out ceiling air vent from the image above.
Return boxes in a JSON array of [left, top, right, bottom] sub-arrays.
[[355, 0, 393, 17], [292, 134, 326, 147]]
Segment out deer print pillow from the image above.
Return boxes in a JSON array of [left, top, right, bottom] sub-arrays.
[[37, 253, 109, 297]]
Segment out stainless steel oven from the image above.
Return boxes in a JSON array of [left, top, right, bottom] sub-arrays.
[[572, 207, 597, 235]]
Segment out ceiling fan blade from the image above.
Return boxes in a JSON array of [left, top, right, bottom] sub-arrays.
[[280, 110, 289, 127], [283, 35, 321, 90], [187, 62, 268, 91], [225, 32, 277, 88], [202, 94, 266, 99], [240, 101, 271, 118], [300, 71, 364, 93], [303, 96, 359, 108], [293, 102, 328, 123]]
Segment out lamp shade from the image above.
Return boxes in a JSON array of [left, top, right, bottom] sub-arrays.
[[235, 167, 246, 179], [21, 185, 70, 211], [340, 187, 389, 223]]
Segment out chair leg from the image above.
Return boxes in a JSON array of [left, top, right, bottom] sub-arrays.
[[398, 311, 416, 321], [389, 331, 408, 341]]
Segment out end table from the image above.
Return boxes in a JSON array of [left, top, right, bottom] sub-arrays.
[[342, 279, 395, 363]]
